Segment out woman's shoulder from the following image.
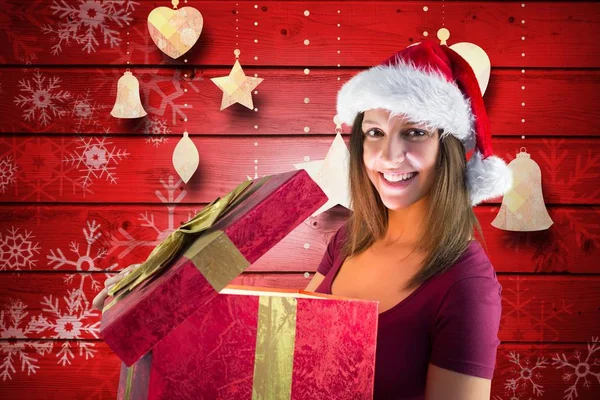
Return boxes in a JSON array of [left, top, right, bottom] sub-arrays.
[[431, 240, 500, 292], [329, 222, 350, 251], [315, 223, 349, 277]]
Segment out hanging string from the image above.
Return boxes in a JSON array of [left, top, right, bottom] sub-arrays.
[[334, 7, 342, 133], [170, 0, 198, 184], [303, 8, 311, 134], [521, 2, 527, 142], [110, 14, 146, 119]]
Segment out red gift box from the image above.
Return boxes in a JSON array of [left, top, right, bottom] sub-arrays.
[[100, 170, 328, 366], [117, 286, 378, 400]]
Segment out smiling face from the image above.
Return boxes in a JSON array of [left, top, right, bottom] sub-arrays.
[[361, 109, 440, 211]]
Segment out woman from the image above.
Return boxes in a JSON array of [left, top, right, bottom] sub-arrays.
[[94, 40, 512, 399], [304, 40, 512, 398]]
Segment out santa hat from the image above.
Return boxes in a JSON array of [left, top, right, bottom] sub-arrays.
[[336, 40, 512, 206]]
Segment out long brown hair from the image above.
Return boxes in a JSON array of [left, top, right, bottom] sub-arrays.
[[342, 112, 485, 290]]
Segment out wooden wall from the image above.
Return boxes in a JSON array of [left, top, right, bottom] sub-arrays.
[[0, 1, 599, 398]]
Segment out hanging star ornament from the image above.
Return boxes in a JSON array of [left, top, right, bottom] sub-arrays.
[[294, 121, 351, 216], [211, 50, 263, 111]]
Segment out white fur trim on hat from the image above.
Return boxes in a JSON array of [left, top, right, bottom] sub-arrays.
[[466, 151, 514, 206], [336, 59, 476, 151]]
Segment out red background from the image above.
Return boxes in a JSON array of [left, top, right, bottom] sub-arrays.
[[0, 1, 599, 399]]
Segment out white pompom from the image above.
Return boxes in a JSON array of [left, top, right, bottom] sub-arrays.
[[466, 151, 513, 206]]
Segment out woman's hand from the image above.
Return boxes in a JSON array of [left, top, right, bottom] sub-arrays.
[[92, 263, 141, 311]]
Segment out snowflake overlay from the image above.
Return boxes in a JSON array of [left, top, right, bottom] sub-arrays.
[[553, 337, 600, 400], [0, 227, 41, 272], [141, 116, 170, 147], [0, 156, 19, 194], [47, 219, 119, 290], [71, 90, 105, 133], [493, 383, 533, 400], [107, 175, 192, 259], [27, 289, 99, 366], [0, 300, 52, 381], [41, 0, 138, 55], [13, 70, 71, 127], [63, 136, 130, 190], [502, 277, 574, 342], [503, 351, 548, 397], [139, 69, 200, 125], [0, 219, 124, 371]]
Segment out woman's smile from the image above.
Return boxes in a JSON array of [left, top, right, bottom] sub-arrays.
[[379, 171, 419, 190]]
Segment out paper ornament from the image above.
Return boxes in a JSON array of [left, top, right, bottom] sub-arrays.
[[110, 70, 147, 119], [491, 148, 553, 231], [409, 28, 491, 95], [211, 50, 263, 111], [147, 0, 203, 59], [172, 131, 199, 183], [294, 116, 351, 216]]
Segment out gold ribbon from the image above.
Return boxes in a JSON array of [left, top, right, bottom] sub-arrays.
[[124, 363, 135, 400], [103, 179, 253, 313], [119, 294, 299, 398], [252, 296, 297, 399]]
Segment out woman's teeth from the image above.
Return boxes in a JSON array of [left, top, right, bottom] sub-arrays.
[[382, 172, 417, 182]]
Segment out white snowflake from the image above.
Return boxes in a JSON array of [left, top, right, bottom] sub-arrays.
[[0, 227, 41, 271], [0, 299, 53, 381], [13, 70, 71, 127], [63, 136, 129, 190], [503, 351, 547, 397], [493, 383, 532, 400], [0, 220, 118, 378], [0, 156, 19, 194], [27, 288, 99, 366], [141, 116, 170, 147], [71, 90, 105, 133], [553, 337, 600, 400], [41, 0, 138, 55], [47, 219, 119, 290], [107, 176, 187, 259]]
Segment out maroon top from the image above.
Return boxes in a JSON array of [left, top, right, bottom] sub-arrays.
[[314, 225, 502, 399]]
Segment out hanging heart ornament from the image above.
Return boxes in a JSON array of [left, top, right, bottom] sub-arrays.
[[147, 1, 203, 59]]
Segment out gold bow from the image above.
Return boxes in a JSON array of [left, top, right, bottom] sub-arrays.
[[103, 179, 253, 313]]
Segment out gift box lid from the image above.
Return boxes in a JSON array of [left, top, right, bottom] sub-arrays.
[[101, 169, 329, 366]]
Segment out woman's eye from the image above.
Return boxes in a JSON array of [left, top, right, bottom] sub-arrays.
[[363, 129, 383, 138], [405, 129, 429, 139]]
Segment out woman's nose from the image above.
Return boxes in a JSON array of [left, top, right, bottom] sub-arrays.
[[380, 136, 407, 164]]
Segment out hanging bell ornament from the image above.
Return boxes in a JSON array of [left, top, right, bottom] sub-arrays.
[[491, 147, 553, 231], [110, 70, 148, 119], [172, 131, 199, 183]]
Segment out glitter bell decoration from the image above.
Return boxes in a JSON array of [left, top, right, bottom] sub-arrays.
[[491, 147, 553, 231], [110, 70, 148, 119]]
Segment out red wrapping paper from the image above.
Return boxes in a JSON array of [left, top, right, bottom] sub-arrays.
[[118, 288, 379, 400], [100, 170, 328, 366]]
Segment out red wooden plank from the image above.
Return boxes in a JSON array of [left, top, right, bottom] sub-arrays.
[[0, 136, 598, 204], [0, 1, 598, 68], [1, 341, 599, 399], [0, 68, 598, 136], [0, 205, 599, 274], [0, 273, 598, 342]]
